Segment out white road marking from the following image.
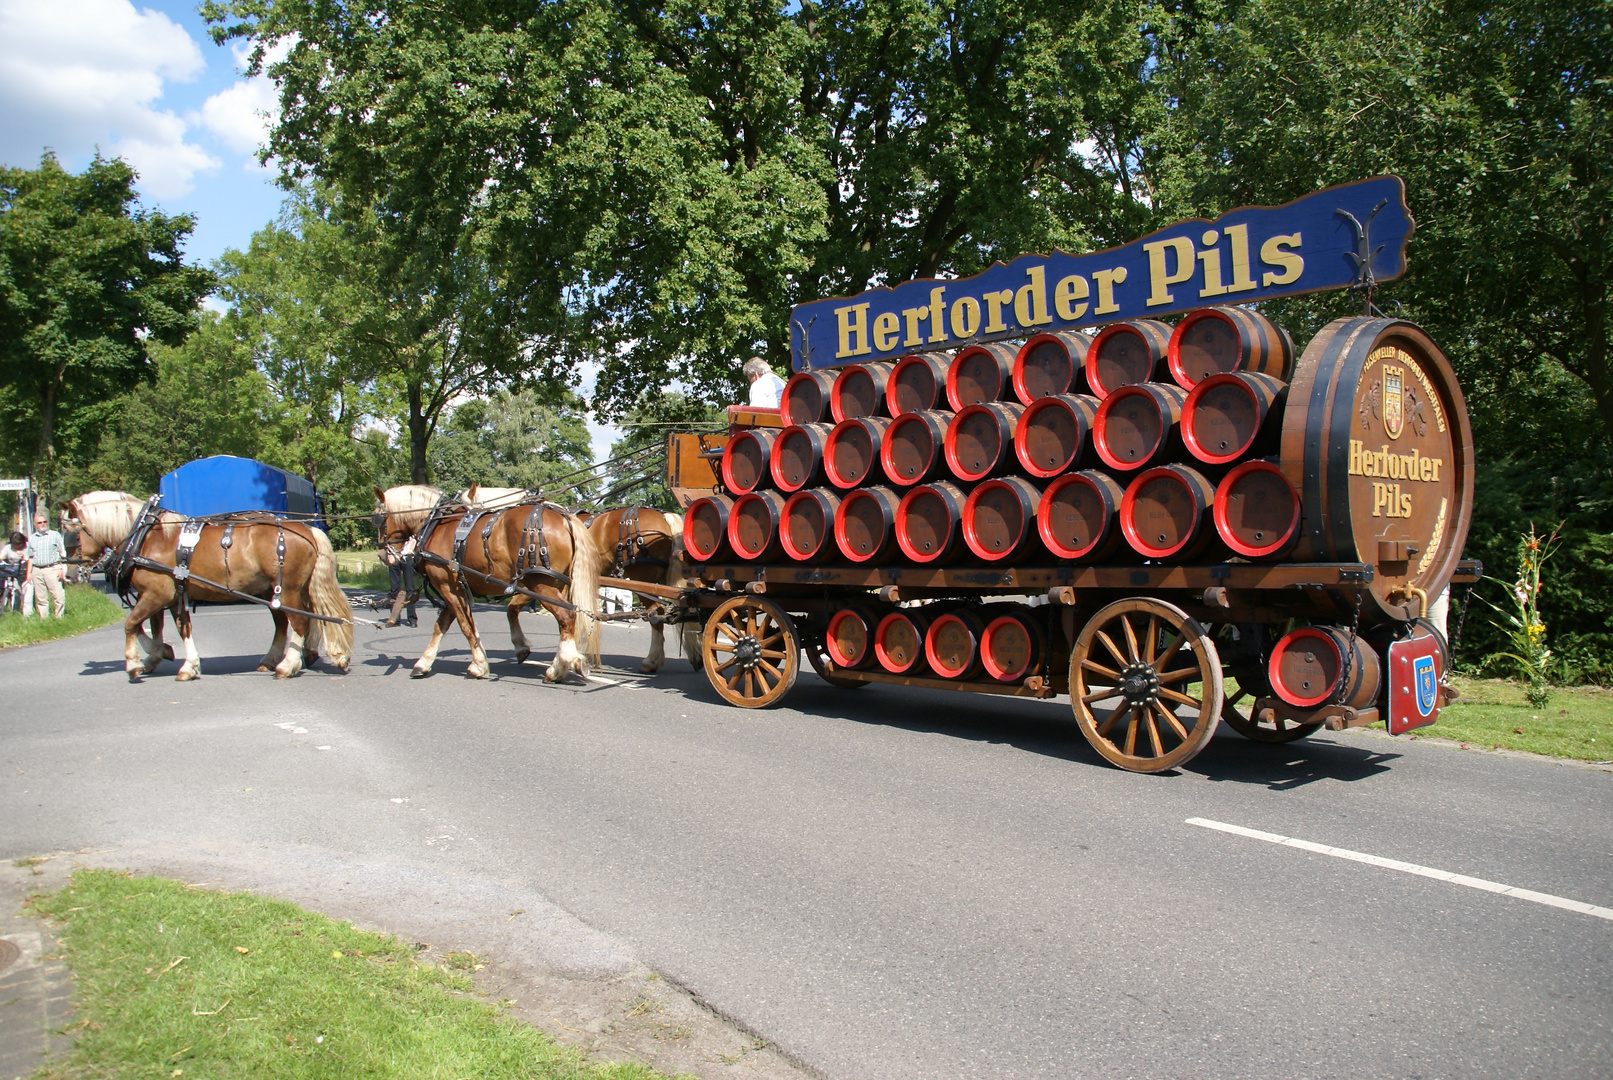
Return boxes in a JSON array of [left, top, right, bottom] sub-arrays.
[[1186, 817, 1613, 923]]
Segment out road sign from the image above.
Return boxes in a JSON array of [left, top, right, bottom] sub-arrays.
[[0, 479, 29, 491]]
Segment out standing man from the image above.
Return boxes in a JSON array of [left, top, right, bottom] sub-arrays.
[[24, 511, 66, 619], [380, 537, 419, 627], [744, 356, 787, 409]]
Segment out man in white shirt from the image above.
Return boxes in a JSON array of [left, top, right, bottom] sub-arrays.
[[744, 356, 787, 409]]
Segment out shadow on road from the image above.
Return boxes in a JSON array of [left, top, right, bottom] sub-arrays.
[[1185, 736, 1401, 790]]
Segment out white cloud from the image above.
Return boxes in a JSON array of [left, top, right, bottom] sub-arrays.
[[198, 38, 288, 164], [0, 0, 218, 197]]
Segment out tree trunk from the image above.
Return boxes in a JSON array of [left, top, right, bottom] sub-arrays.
[[33, 377, 59, 503], [408, 380, 430, 485]]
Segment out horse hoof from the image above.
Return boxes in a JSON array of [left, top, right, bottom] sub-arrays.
[[127, 671, 141, 684], [176, 670, 196, 682], [410, 667, 431, 679], [515, 649, 531, 664], [640, 660, 663, 674], [162, 645, 176, 660], [257, 663, 271, 672]]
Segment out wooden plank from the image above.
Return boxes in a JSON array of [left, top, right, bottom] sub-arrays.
[[599, 576, 692, 601], [813, 665, 1061, 699]]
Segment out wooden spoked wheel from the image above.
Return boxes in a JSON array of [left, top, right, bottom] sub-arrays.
[[805, 634, 867, 690], [1219, 680, 1323, 743], [702, 596, 800, 708], [1070, 598, 1223, 773]]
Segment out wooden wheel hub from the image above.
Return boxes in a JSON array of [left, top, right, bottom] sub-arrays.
[[702, 596, 801, 709], [1119, 663, 1162, 707], [730, 634, 762, 668]]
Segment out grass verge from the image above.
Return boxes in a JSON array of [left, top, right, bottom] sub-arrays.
[[334, 548, 391, 592], [29, 869, 669, 1080], [1375, 676, 1613, 761], [0, 584, 122, 649]]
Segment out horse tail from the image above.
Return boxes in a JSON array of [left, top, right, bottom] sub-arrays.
[[307, 526, 355, 669], [565, 511, 603, 666]]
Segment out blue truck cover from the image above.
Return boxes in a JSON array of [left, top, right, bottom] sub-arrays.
[[157, 456, 325, 528]]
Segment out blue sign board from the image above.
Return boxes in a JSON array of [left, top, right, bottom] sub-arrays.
[[788, 176, 1413, 371]]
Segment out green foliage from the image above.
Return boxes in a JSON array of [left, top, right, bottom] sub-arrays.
[[1477, 524, 1562, 705], [601, 392, 726, 511], [1380, 676, 1613, 761], [427, 387, 596, 498]]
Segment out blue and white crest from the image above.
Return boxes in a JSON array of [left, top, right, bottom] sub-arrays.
[[1414, 655, 1438, 717]]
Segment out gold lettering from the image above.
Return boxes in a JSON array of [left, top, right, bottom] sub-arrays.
[[1224, 223, 1257, 292], [1401, 487, 1413, 517], [1092, 266, 1128, 315], [902, 306, 927, 348], [1420, 456, 1433, 482], [1350, 439, 1363, 475], [928, 287, 947, 343], [1014, 266, 1052, 328], [1143, 237, 1195, 306], [873, 311, 901, 352], [1198, 229, 1228, 298], [836, 303, 872, 358], [1259, 233, 1304, 287], [1431, 458, 1442, 482], [1054, 274, 1089, 321], [983, 289, 1013, 334], [950, 296, 981, 339], [1372, 482, 1388, 517]]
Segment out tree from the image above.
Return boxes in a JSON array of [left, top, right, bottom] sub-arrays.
[[0, 153, 214, 491], [601, 392, 726, 510], [427, 387, 596, 498]]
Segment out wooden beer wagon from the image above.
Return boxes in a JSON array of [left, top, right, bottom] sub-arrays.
[[637, 180, 1484, 774]]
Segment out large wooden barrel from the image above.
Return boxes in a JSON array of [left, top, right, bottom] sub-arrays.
[[1085, 319, 1172, 397], [1120, 464, 1219, 561], [1280, 318, 1474, 621], [925, 607, 987, 680], [1037, 471, 1127, 562], [1182, 372, 1286, 465], [825, 606, 880, 669], [962, 477, 1043, 562], [881, 409, 951, 487], [728, 490, 787, 561], [896, 482, 969, 564], [1015, 394, 1100, 478], [945, 402, 1025, 482], [947, 342, 1018, 409], [832, 362, 895, 421], [1167, 306, 1294, 388], [721, 428, 779, 494], [782, 370, 837, 426], [980, 608, 1046, 683], [683, 495, 735, 562], [824, 416, 891, 489], [1268, 625, 1382, 709], [1093, 383, 1188, 472], [835, 486, 902, 564], [1214, 459, 1301, 560], [780, 489, 841, 562], [1012, 331, 1093, 404], [771, 422, 833, 493], [888, 353, 952, 416], [875, 608, 934, 674]]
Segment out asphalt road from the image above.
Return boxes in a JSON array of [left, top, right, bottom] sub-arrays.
[[3, 601, 1610, 1079]]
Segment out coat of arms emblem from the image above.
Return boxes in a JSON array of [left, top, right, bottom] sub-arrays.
[[1382, 363, 1405, 439]]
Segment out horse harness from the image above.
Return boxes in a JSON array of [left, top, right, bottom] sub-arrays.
[[612, 505, 669, 577], [411, 498, 579, 612]]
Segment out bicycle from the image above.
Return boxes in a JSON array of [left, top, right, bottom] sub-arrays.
[[0, 572, 23, 615]]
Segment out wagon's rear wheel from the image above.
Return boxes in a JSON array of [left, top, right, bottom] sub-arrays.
[[1219, 672, 1323, 743], [702, 596, 800, 708], [1070, 598, 1222, 773]]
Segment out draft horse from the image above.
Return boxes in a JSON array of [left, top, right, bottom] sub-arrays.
[[585, 506, 696, 673], [68, 491, 354, 681], [374, 486, 601, 681]]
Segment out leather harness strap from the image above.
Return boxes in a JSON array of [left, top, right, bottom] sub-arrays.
[[172, 519, 206, 611]]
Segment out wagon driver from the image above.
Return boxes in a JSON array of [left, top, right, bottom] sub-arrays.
[[24, 511, 66, 619], [744, 356, 787, 409]]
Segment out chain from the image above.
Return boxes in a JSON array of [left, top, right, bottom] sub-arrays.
[[1335, 591, 1362, 705], [1444, 584, 1472, 684]]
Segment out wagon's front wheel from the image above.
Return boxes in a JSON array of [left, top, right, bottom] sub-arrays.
[[1070, 598, 1222, 773], [702, 596, 800, 708]]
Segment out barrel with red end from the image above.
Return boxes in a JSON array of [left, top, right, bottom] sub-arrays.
[[780, 489, 841, 562], [1120, 464, 1220, 561], [1085, 319, 1172, 397], [683, 495, 735, 562], [831, 362, 894, 422], [782, 370, 837, 426], [1268, 626, 1382, 710], [728, 490, 787, 562], [1181, 372, 1286, 466], [875, 608, 935, 674], [925, 607, 987, 680], [1014, 393, 1100, 478], [980, 609, 1046, 683], [1214, 460, 1300, 560], [1093, 383, 1189, 472], [824, 417, 891, 490], [1013, 331, 1092, 404], [947, 342, 1018, 410], [880, 409, 951, 487], [1037, 470, 1128, 563], [825, 606, 880, 670], [1167, 306, 1294, 389], [962, 477, 1043, 563], [945, 402, 1025, 482], [895, 482, 969, 564], [887, 353, 951, 416], [770, 423, 833, 493], [721, 428, 779, 494], [834, 486, 902, 564]]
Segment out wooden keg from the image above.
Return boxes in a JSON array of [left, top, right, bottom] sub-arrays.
[[880, 409, 951, 487], [1037, 470, 1127, 562], [783, 370, 837, 426], [1280, 318, 1474, 621], [831, 362, 894, 421], [780, 489, 841, 562], [896, 482, 969, 564], [770, 422, 833, 493], [1012, 331, 1093, 404], [1214, 459, 1301, 560], [721, 428, 779, 494], [947, 342, 1018, 410], [980, 609, 1046, 683], [945, 402, 1025, 482], [1167, 306, 1295, 388], [683, 495, 735, 562], [888, 353, 952, 416], [1119, 464, 1219, 561], [824, 417, 891, 489], [728, 490, 787, 562], [874, 608, 935, 674], [1085, 319, 1172, 397], [1182, 372, 1286, 465], [1015, 394, 1100, 478], [925, 607, 988, 680], [834, 486, 902, 564], [1268, 625, 1382, 709], [825, 606, 880, 670], [962, 477, 1043, 562], [1094, 383, 1189, 472]]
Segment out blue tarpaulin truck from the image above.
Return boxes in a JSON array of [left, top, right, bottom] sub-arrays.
[[157, 456, 325, 529]]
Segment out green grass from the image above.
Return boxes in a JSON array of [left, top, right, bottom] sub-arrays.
[[334, 548, 391, 592], [0, 584, 123, 648], [1375, 676, 1613, 761], [28, 869, 670, 1080]]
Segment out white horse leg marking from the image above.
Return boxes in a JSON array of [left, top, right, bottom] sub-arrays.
[[175, 623, 202, 681], [642, 621, 666, 673], [547, 636, 585, 683], [125, 625, 145, 680], [135, 627, 163, 674], [413, 618, 449, 676], [260, 618, 288, 672], [274, 626, 305, 679], [467, 639, 490, 679]]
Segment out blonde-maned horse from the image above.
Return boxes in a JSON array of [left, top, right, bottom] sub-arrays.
[[374, 485, 601, 681], [586, 506, 696, 672], [68, 491, 354, 681]]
